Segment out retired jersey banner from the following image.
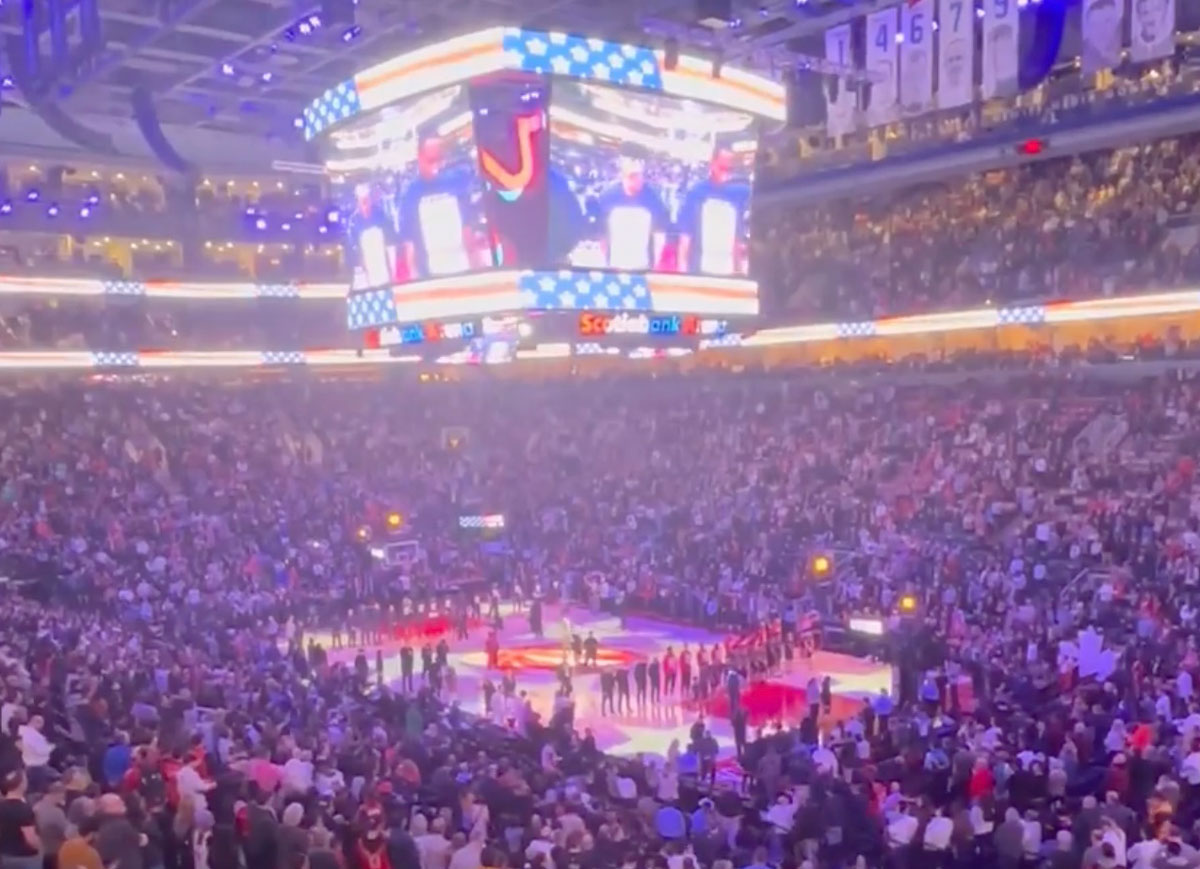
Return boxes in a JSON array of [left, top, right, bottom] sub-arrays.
[[824, 23, 858, 137], [981, 0, 1020, 98], [1082, 0, 1126, 72], [865, 7, 899, 126], [900, 0, 935, 114], [1130, 0, 1175, 63], [937, 0, 976, 108]]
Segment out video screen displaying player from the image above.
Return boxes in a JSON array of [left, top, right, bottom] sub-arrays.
[[331, 85, 492, 292], [676, 150, 751, 276], [548, 81, 757, 277]]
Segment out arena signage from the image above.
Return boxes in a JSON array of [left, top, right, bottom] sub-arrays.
[[577, 313, 727, 337]]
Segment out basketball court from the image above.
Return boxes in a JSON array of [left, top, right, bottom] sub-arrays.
[[310, 601, 893, 763]]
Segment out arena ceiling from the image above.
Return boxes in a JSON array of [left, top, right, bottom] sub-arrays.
[[0, 0, 882, 139]]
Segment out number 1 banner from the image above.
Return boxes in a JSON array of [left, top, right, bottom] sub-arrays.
[[982, 0, 1020, 98], [900, 0, 934, 114], [824, 23, 858, 136], [865, 7, 899, 126], [937, 0, 976, 108]]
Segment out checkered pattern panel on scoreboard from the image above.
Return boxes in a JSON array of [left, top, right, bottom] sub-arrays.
[[347, 288, 400, 329], [502, 29, 664, 89], [518, 271, 653, 311]]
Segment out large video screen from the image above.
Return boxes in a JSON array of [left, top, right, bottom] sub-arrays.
[[548, 80, 758, 277], [332, 85, 495, 292]]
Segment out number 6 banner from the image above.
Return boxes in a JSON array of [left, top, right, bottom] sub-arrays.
[[865, 7, 899, 126], [900, 0, 934, 114], [938, 0, 976, 108], [982, 0, 1020, 98]]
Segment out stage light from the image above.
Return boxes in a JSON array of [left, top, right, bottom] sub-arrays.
[[26, 190, 39, 201], [386, 512, 403, 529], [899, 595, 917, 613], [318, 225, 328, 234], [356, 525, 370, 541], [293, 117, 304, 129], [245, 207, 256, 215], [298, 21, 312, 35], [261, 72, 273, 83], [221, 63, 235, 76], [255, 218, 267, 230], [342, 25, 362, 42], [46, 204, 59, 217], [293, 212, 303, 220], [0, 202, 10, 215], [307, 14, 321, 27], [79, 207, 90, 218], [326, 209, 340, 223], [281, 222, 291, 230], [0, 76, 12, 89], [812, 555, 831, 576]]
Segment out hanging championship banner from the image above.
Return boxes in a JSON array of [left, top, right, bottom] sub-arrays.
[[824, 23, 858, 137], [900, 0, 934, 114], [937, 0, 976, 108], [981, 0, 1020, 98], [865, 7, 899, 126], [1082, 0, 1126, 72], [1129, 0, 1175, 63]]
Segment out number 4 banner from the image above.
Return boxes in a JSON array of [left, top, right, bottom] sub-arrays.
[[900, 0, 934, 114], [865, 7, 899, 126], [938, 0, 976, 108]]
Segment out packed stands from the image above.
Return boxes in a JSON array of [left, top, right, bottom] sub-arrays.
[[0, 358, 1195, 868], [757, 130, 1200, 322]]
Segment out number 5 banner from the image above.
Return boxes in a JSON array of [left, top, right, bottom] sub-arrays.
[[824, 23, 858, 137], [982, 0, 1020, 98], [938, 0, 976, 108], [900, 0, 934, 114], [1130, 0, 1175, 63], [865, 7, 899, 126]]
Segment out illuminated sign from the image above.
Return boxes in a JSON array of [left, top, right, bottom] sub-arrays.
[[459, 513, 506, 529], [379, 320, 479, 346], [578, 313, 727, 337]]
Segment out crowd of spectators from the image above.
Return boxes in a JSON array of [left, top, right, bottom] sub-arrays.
[[755, 131, 1200, 323], [0, 357, 1196, 869]]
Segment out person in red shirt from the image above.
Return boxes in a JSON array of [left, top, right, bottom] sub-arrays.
[[968, 757, 995, 801]]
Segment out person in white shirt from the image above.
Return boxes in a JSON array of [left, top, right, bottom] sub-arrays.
[[923, 808, 953, 852], [1021, 809, 1042, 859], [176, 753, 214, 813], [414, 815, 454, 869], [886, 805, 919, 850], [282, 749, 314, 797], [18, 715, 52, 769]]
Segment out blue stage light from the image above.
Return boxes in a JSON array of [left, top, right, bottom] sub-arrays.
[[281, 222, 291, 230], [26, 190, 39, 201], [46, 204, 59, 217], [255, 218, 267, 230], [326, 209, 340, 223], [0, 202, 11, 215], [79, 206, 91, 218], [221, 63, 235, 75]]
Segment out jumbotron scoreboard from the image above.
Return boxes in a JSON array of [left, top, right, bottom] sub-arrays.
[[301, 26, 785, 352]]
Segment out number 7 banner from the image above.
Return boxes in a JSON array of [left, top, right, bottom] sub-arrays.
[[900, 0, 934, 114], [938, 0, 976, 108]]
